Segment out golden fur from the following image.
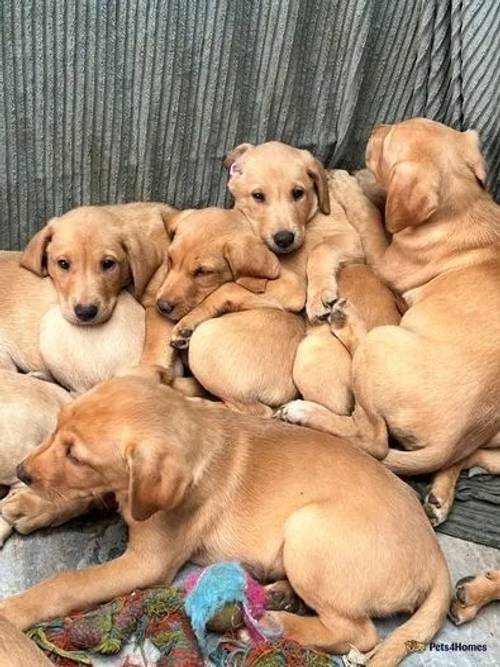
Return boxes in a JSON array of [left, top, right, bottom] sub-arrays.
[[0, 371, 450, 667]]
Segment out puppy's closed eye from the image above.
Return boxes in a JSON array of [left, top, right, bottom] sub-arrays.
[[193, 266, 215, 278]]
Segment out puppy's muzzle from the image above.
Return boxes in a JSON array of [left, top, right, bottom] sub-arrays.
[[157, 298, 175, 316]]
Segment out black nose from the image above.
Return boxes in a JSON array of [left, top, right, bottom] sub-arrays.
[[16, 463, 32, 486], [157, 298, 174, 315], [74, 303, 99, 322], [273, 230, 295, 249]]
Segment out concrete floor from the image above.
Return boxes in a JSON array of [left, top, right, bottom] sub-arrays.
[[0, 513, 498, 666]]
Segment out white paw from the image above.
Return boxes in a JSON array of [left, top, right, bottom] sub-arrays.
[[274, 400, 316, 426]]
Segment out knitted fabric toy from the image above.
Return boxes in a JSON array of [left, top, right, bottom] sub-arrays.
[[26, 562, 340, 666]]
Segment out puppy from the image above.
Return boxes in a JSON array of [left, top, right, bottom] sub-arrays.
[[0, 250, 146, 388], [19, 202, 178, 368], [156, 149, 399, 416], [157, 207, 305, 415], [277, 119, 500, 527], [225, 140, 330, 254], [449, 569, 500, 625], [0, 371, 94, 545], [0, 372, 451, 667]]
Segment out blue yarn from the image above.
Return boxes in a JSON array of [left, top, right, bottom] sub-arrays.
[[184, 562, 247, 653]]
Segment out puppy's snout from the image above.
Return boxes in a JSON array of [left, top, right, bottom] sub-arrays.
[[74, 303, 99, 322], [273, 230, 295, 250], [16, 463, 32, 486], [157, 298, 174, 316]]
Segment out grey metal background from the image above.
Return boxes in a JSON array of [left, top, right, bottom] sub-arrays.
[[1, 0, 499, 249]]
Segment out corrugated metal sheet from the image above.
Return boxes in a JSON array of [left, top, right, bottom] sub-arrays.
[[0, 0, 499, 249]]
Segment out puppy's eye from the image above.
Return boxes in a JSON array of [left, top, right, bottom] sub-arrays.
[[193, 266, 213, 278], [101, 257, 117, 271], [67, 449, 83, 466], [57, 258, 71, 271], [292, 187, 304, 200], [252, 191, 265, 203]]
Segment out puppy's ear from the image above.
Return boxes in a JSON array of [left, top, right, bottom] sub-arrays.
[[385, 161, 441, 234], [164, 209, 196, 238], [224, 143, 253, 171], [462, 129, 487, 187], [366, 124, 391, 177], [223, 235, 280, 280], [304, 152, 330, 215], [126, 442, 192, 522], [121, 233, 162, 300], [20, 220, 56, 275]]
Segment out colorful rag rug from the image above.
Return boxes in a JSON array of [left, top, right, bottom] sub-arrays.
[[26, 575, 339, 666]]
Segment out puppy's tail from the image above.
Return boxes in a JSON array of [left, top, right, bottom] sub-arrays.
[[382, 446, 455, 475], [368, 564, 451, 667]]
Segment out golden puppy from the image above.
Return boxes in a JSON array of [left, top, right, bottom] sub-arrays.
[[0, 372, 451, 667], [225, 141, 330, 254], [277, 119, 500, 526], [20, 202, 178, 368], [156, 206, 305, 415], [0, 250, 146, 386]]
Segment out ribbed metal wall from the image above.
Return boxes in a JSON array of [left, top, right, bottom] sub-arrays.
[[1, 0, 499, 249]]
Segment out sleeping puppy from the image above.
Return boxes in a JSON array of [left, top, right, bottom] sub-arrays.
[[0, 371, 451, 667], [277, 119, 500, 526], [19, 202, 178, 368], [157, 207, 305, 415], [0, 371, 96, 545]]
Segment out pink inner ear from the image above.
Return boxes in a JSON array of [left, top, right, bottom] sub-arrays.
[[230, 162, 242, 176]]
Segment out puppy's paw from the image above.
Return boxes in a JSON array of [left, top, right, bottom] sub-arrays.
[[328, 169, 364, 207], [328, 297, 349, 328], [170, 324, 194, 350], [1, 488, 54, 535], [274, 400, 316, 426], [423, 491, 452, 527]]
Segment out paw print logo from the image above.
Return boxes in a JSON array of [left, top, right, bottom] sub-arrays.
[[405, 640, 426, 653]]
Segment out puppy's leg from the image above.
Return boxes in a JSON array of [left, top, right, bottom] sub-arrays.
[[275, 399, 387, 459], [328, 170, 388, 269], [0, 485, 97, 536], [449, 569, 500, 625], [267, 610, 378, 654], [170, 283, 282, 349], [140, 306, 178, 373], [354, 168, 386, 212], [0, 523, 184, 630], [424, 448, 500, 526], [277, 345, 389, 459], [305, 239, 362, 323], [293, 324, 353, 415]]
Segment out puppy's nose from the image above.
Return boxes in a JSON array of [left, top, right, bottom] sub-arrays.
[[273, 230, 295, 249], [16, 463, 32, 486], [157, 298, 174, 315], [74, 303, 99, 322]]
